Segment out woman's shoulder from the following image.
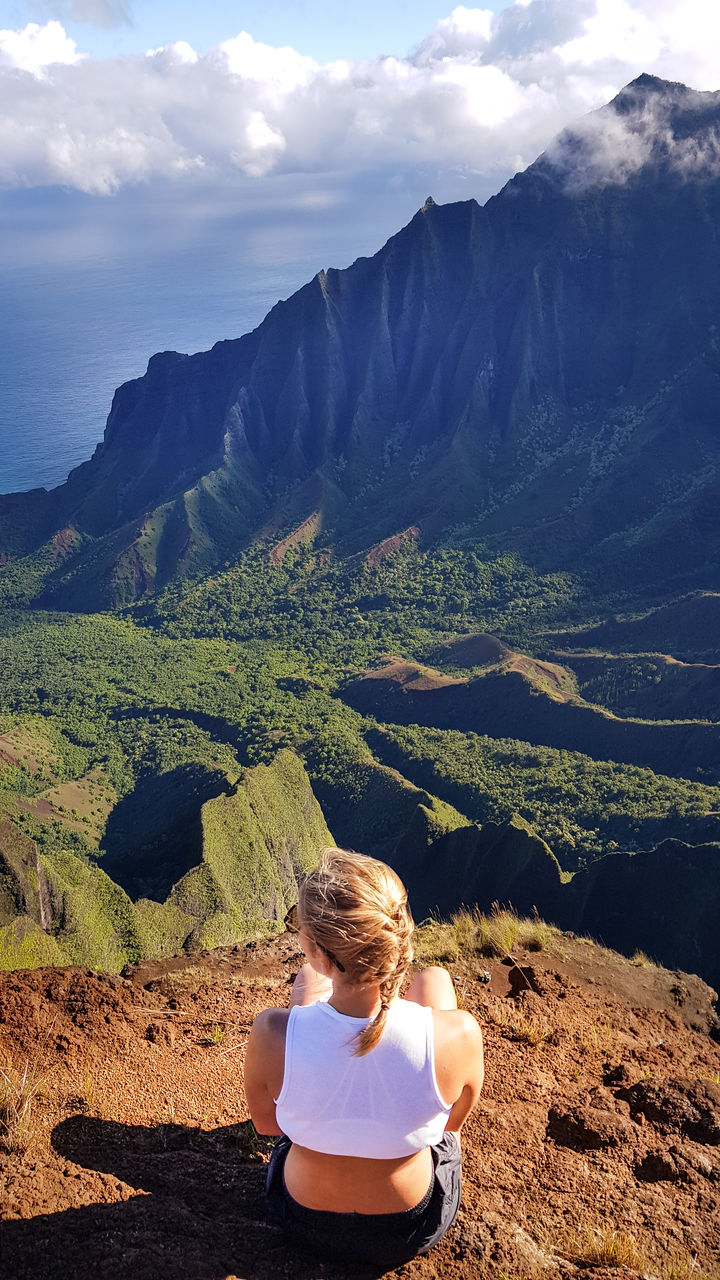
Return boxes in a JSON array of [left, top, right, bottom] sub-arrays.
[[431, 1008, 484, 1106], [431, 1007, 483, 1055], [251, 1005, 291, 1045]]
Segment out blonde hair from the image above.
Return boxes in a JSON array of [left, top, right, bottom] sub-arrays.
[[299, 847, 414, 1055]]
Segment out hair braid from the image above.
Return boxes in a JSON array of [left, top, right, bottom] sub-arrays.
[[299, 847, 415, 1056], [353, 878, 414, 1056]]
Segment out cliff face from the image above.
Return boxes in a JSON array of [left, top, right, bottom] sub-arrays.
[[4, 76, 720, 607]]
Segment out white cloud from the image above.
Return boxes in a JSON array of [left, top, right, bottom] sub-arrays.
[[413, 6, 494, 64], [0, 3, 717, 196], [0, 19, 81, 73], [545, 77, 720, 191], [146, 41, 198, 66]]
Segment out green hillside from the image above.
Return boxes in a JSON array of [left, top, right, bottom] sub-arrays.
[[2, 79, 720, 988]]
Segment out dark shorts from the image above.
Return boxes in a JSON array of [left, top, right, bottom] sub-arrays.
[[265, 1131, 462, 1268]]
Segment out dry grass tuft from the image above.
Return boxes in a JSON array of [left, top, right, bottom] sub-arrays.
[[414, 904, 559, 966], [511, 1018, 551, 1047], [561, 1226, 648, 1269], [0, 1052, 46, 1154], [662, 1255, 713, 1280]]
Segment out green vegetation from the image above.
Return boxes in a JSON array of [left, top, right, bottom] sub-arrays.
[[144, 541, 578, 663], [371, 723, 720, 868], [167, 748, 332, 949], [0, 917, 66, 971], [0, 536, 718, 973]]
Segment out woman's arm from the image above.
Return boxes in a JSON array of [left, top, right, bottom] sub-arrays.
[[244, 1008, 288, 1135], [435, 1009, 485, 1134]]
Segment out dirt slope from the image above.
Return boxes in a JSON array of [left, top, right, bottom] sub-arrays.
[[1, 933, 719, 1280]]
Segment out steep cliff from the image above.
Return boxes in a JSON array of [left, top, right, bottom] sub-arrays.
[[3, 75, 720, 607]]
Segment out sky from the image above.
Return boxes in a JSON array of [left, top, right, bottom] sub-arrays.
[[0, 0, 718, 201], [0, 1, 516, 63], [0, 0, 718, 493]]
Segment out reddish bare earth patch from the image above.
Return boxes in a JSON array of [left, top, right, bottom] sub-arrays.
[[363, 527, 420, 571], [1, 935, 719, 1279]]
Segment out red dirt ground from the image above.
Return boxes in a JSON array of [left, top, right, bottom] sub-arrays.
[[1, 933, 719, 1280]]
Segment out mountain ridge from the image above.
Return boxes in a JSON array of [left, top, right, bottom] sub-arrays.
[[3, 74, 720, 608]]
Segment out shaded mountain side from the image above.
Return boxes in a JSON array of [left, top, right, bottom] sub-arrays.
[[308, 751, 470, 860], [1, 928, 719, 1280], [302, 745, 720, 991], [100, 762, 231, 902], [548, 650, 720, 722], [386, 814, 720, 995], [0, 812, 50, 928], [341, 657, 720, 781], [3, 78, 720, 607], [390, 812, 564, 921], [0, 751, 331, 970], [547, 592, 720, 663], [558, 839, 720, 985]]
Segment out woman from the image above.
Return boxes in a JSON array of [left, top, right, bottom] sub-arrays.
[[244, 848, 484, 1268]]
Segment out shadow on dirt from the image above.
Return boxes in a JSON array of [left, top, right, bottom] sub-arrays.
[[2, 1115, 380, 1280]]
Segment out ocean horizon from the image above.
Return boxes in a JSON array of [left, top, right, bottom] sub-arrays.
[[1, 183, 415, 496]]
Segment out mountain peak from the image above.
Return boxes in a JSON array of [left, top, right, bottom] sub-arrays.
[[535, 73, 720, 194], [618, 72, 694, 97]]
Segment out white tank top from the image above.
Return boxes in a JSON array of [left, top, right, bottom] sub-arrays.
[[274, 998, 452, 1158]]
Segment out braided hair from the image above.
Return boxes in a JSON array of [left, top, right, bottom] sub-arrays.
[[299, 847, 414, 1056]]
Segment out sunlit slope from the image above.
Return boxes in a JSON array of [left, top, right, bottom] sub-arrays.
[[341, 655, 720, 781]]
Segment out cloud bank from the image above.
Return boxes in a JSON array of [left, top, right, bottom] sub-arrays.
[[0, 1, 718, 195]]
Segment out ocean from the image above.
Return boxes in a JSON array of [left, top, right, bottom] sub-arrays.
[[0, 182, 413, 495]]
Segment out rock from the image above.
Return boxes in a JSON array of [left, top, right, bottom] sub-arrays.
[[547, 1104, 636, 1150], [671, 1142, 719, 1181], [619, 1079, 720, 1145], [603, 1062, 632, 1086], [508, 965, 544, 997], [635, 1149, 680, 1182], [450, 1212, 489, 1261]]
